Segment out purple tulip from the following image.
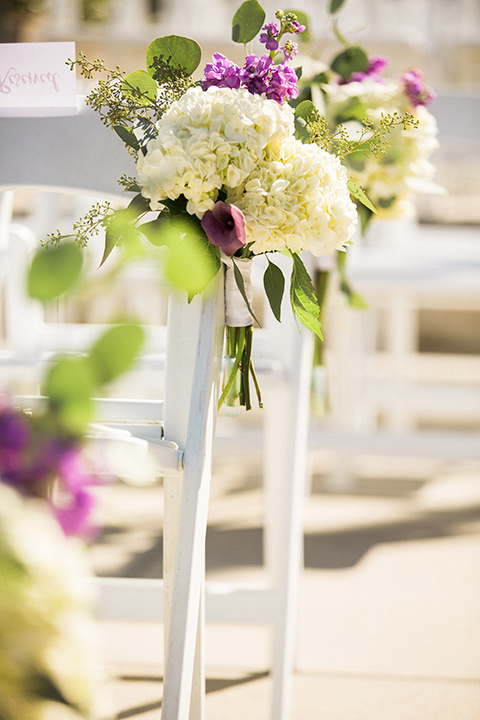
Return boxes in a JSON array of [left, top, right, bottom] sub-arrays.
[[201, 202, 246, 257]]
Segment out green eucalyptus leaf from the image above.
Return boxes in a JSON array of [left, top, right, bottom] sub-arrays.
[[27, 243, 83, 301], [329, 0, 347, 13], [347, 179, 378, 214], [232, 259, 260, 326], [43, 356, 95, 433], [139, 217, 169, 246], [263, 258, 284, 322], [89, 324, 146, 385], [294, 99, 317, 143], [113, 125, 140, 151], [334, 96, 367, 124], [122, 70, 158, 104], [232, 0, 266, 43], [330, 46, 368, 81], [147, 35, 201, 77], [289, 252, 323, 340], [163, 220, 219, 298]]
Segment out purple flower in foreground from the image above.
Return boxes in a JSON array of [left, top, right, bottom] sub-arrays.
[[54, 448, 97, 538], [201, 202, 246, 257], [401, 68, 436, 106], [203, 53, 243, 90]]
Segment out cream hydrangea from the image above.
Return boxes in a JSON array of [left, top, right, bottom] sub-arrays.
[[137, 85, 294, 217], [228, 136, 357, 255], [137, 84, 357, 255], [0, 484, 107, 720], [322, 78, 441, 220]]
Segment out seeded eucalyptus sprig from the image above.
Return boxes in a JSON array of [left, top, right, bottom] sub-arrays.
[[295, 100, 418, 160]]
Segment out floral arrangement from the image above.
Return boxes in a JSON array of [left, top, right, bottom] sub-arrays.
[[297, 30, 443, 233], [0, 482, 106, 720], [45, 0, 381, 411]]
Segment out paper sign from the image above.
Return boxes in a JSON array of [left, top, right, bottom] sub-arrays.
[[0, 42, 77, 117]]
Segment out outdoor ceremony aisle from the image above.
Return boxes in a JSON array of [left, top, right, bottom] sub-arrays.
[[94, 443, 480, 720]]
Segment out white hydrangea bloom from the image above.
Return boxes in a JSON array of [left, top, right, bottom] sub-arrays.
[[0, 484, 107, 720], [322, 78, 441, 219], [137, 85, 357, 255], [229, 137, 357, 255], [137, 85, 294, 217]]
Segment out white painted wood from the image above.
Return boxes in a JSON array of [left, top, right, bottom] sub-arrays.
[[161, 280, 224, 720]]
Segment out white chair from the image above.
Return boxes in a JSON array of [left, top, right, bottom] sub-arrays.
[[0, 99, 313, 719]]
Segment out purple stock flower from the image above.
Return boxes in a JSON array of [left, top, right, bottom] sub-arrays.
[[266, 63, 299, 103], [203, 53, 243, 90], [201, 202, 246, 257], [345, 55, 389, 84], [260, 21, 280, 51], [290, 19, 306, 34], [0, 400, 99, 539], [281, 40, 299, 61], [240, 54, 273, 95], [401, 68, 436, 106], [54, 448, 98, 538]]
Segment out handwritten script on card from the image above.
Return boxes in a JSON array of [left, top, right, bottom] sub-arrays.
[[0, 42, 77, 116]]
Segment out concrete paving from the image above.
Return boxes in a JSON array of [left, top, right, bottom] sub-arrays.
[[91, 437, 480, 719]]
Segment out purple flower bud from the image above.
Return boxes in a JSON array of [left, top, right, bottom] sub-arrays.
[[401, 68, 436, 106], [201, 202, 246, 257]]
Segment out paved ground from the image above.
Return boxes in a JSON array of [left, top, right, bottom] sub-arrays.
[[90, 423, 480, 719]]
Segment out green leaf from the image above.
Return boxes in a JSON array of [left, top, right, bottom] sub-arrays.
[[89, 324, 146, 385], [99, 227, 118, 268], [43, 356, 95, 433], [356, 200, 374, 234], [113, 125, 140, 151], [163, 220, 219, 298], [329, 0, 347, 13], [294, 99, 317, 143], [289, 252, 323, 340], [27, 243, 83, 301], [30, 671, 77, 709], [263, 257, 284, 322], [232, 259, 260, 326], [232, 0, 266, 43], [146, 35, 201, 77], [330, 46, 368, 81], [347, 179, 378, 214], [122, 70, 158, 104], [334, 96, 367, 124], [139, 217, 169, 246], [340, 279, 369, 309]]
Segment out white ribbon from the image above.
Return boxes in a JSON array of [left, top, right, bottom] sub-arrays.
[[221, 254, 253, 327]]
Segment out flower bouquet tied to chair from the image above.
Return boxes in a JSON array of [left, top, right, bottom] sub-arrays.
[[51, 1, 367, 411]]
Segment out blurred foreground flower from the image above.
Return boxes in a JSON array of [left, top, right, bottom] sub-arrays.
[[0, 397, 99, 539], [0, 483, 109, 720]]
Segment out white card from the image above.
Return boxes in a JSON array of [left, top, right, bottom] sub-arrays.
[[0, 42, 77, 117]]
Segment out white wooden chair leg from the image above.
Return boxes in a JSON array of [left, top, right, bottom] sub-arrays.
[[162, 283, 224, 720], [264, 325, 314, 720]]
